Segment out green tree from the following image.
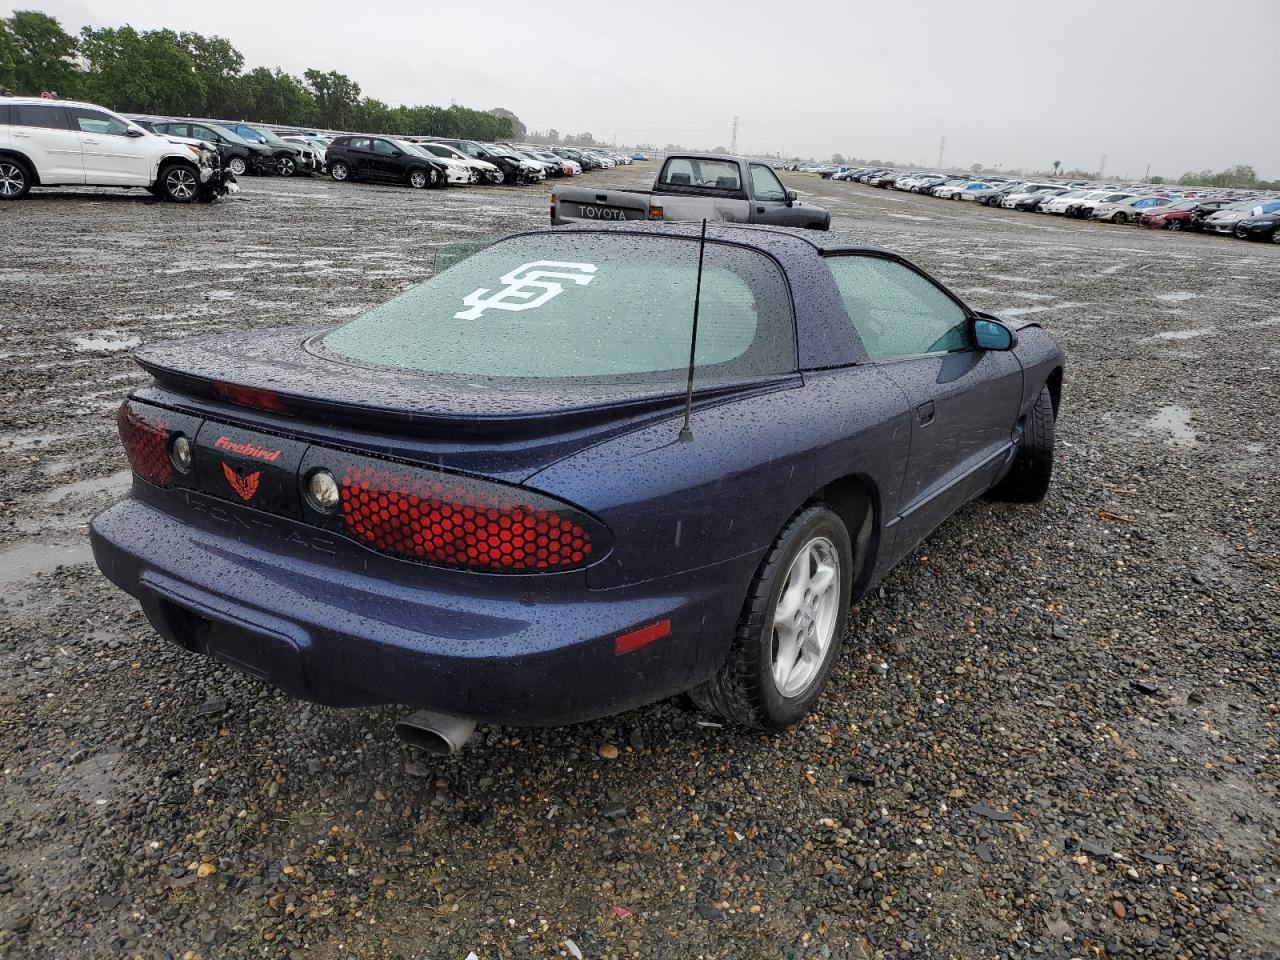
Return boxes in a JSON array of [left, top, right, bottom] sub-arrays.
[[489, 107, 525, 140], [970, 162, 982, 174], [831, 153, 845, 165], [6, 10, 80, 95], [304, 68, 360, 129], [78, 26, 205, 114], [238, 67, 315, 125], [0, 19, 18, 89], [179, 31, 244, 116], [1052, 160, 1061, 176]]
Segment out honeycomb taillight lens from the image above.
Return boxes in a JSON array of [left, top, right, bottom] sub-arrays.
[[117, 401, 173, 486], [338, 461, 601, 572]]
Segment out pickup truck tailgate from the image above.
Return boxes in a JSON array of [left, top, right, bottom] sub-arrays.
[[553, 188, 650, 224]]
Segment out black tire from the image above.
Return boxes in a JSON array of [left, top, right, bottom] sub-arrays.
[[1167, 220, 1183, 231], [0, 157, 32, 200], [689, 505, 853, 730], [988, 385, 1056, 503], [227, 156, 247, 177], [429, 166, 444, 188], [276, 154, 296, 177], [159, 162, 199, 203], [330, 161, 350, 182], [489, 168, 505, 185], [1235, 225, 1248, 240], [408, 167, 429, 189], [1114, 212, 1129, 225], [1271, 228, 1280, 244]]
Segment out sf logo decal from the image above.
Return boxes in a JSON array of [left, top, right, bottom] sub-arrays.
[[455, 261, 596, 321]]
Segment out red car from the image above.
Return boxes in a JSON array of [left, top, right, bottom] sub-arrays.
[[1140, 198, 1231, 231]]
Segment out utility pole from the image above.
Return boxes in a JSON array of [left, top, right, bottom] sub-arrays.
[[1099, 154, 1107, 178], [730, 116, 739, 154], [937, 135, 946, 170], [1144, 162, 1150, 181]]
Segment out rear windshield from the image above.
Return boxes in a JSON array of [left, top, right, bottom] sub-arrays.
[[319, 233, 796, 383]]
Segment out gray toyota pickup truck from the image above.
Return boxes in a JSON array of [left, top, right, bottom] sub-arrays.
[[551, 154, 830, 230]]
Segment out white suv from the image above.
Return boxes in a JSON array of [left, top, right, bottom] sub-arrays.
[[0, 96, 227, 202]]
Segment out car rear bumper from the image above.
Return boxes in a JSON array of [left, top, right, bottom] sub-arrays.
[[89, 492, 752, 725]]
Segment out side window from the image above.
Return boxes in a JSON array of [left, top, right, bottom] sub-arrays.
[[14, 104, 68, 129], [349, 137, 370, 151], [749, 163, 786, 202], [371, 139, 397, 156], [72, 108, 130, 136], [826, 256, 970, 361], [0, 104, 8, 125], [190, 125, 218, 141]]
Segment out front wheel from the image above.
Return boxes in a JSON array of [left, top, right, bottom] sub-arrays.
[[1271, 228, 1280, 244], [276, 155, 296, 177], [1235, 225, 1249, 240], [1113, 212, 1129, 224], [159, 162, 199, 203], [689, 505, 852, 730], [0, 158, 32, 200], [228, 156, 247, 177], [408, 168, 429, 189], [489, 169, 505, 185], [988, 384, 1056, 503], [330, 161, 350, 182], [1167, 220, 1183, 231]]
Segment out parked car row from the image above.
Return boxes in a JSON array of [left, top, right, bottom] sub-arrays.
[[829, 165, 1280, 243], [314, 135, 639, 191]]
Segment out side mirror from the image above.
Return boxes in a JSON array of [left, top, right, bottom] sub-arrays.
[[786, 190, 797, 205], [973, 316, 1016, 351], [126, 128, 145, 138]]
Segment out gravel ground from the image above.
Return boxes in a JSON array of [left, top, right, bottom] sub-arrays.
[[1, 169, 1277, 960]]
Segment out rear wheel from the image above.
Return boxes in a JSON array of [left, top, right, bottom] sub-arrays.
[[330, 161, 350, 182], [1167, 220, 1183, 231], [1113, 212, 1129, 224], [1271, 228, 1280, 244], [227, 156, 247, 177], [489, 168, 505, 185], [0, 158, 31, 200], [988, 385, 1055, 503], [689, 505, 852, 730], [159, 162, 199, 203]]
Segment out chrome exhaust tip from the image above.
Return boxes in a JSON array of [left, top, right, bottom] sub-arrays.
[[394, 710, 477, 756]]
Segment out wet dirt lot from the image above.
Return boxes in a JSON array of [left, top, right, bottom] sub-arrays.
[[1, 170, 1277, 960]]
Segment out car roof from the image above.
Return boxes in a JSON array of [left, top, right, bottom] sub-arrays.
[[1, 96, 119, 111]]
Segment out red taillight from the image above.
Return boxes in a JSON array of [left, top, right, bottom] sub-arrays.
[[212, 380, 288, 414], [339, 462, 597, 572], [117, 402, 173, 486]]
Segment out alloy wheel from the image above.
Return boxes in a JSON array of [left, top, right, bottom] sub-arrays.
[[770, 536, 841, 699], [228, 157, 247, 176], [410, 169, 428, 189], [1168, 220, 1183, 231], [0, 162, 26, 197], [165, 167, 197, 201], [277, 156, 296, 176], [331, 162, 348, 181]]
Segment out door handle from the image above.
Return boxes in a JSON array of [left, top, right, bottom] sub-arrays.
[[83, 138, 99, 144], [916, 400, 936, 425], [13, 131, 29, 138]]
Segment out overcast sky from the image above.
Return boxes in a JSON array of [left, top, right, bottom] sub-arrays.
[[14, 0, 1280, 178]]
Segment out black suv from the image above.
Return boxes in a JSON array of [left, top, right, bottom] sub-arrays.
[[326, 137, 448, 188], [131, 117, 271, 177]]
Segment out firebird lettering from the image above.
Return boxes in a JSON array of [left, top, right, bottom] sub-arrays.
[[454, 260, 596, 321], [222, 462, 261, 501], [213, 435, 282, 462]]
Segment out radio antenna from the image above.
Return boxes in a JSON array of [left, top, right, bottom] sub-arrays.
[[678, 218, 708, 442]]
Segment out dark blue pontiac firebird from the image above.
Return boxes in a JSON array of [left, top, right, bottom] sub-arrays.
[[91, 222, 1064, 751]]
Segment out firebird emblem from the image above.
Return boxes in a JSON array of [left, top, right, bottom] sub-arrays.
[[454, 260, 596, 320], [221, 462, 261, 501]]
